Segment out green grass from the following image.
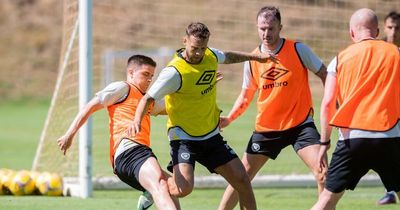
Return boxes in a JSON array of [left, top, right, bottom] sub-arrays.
[[0, 187, 397, 210], [0, 98, 394, 210], [0, 101, 49, 169]]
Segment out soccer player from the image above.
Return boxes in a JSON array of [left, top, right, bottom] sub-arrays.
[[377, 10, 400, 206], [217, 6, 327, 210], [57, 55, 180, 210], [311, 8, 400, 210], [382, 11, 400, 46], [128, 22, 276, 210]]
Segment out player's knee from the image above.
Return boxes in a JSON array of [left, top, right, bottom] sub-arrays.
[[312, 169, 326, 185], [232, 172, 252, 190], [148, 177, 169, 196], [158, 179, 169, 193], [240, 173, 251, 185], [176, 185, 193, 197]]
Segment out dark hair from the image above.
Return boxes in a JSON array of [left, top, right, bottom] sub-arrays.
[[185, 22, 210, 40], [384, 11, 400, 22], [257, 6, 281, 23], [127, 54, 156, 68]]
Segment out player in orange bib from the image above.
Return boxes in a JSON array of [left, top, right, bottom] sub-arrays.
[[218, 6, 328, 210], [311, 8, 400, 210], [57, 55, 180, 210]]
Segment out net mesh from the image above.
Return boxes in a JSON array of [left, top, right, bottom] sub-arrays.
[[33, 0, 399, 181]]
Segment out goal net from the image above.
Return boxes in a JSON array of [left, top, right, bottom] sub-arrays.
[[33, 0, 399, 194]]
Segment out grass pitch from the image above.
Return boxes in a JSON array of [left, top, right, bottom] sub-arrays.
[[0, 100, 397, 210], [0, 187, 398, 210]]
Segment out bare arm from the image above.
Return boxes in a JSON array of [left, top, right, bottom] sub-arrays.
[[320, 72, 337, 143], [57, 96, 104, 155], [126, 94, 155, 137], [315, 64, 327, 86], [223, 50, 278, 64], [220, 88, 257, 129], [317, 72, 338, 170]]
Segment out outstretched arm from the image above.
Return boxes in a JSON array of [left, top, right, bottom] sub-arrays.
[[220, 88, 256, 129], [57, 96, 104, 155], [223, 50, 278, 64], [126, 94, 154, 137]]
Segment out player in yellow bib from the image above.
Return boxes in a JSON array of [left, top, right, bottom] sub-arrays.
[[128, 22, 276, 210], [164, 48, 220, 137]]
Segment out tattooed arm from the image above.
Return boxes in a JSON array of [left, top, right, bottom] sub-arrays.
[[223, 50, 278, 64]]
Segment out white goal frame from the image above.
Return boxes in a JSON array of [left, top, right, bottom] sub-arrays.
[[33, 0, 93, 198], [77, 0, 93, 199]]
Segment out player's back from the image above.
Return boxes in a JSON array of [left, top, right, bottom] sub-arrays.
[[331, 39, 400, 131]]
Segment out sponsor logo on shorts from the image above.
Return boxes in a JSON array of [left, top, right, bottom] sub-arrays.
[[180, 152, 190, 160], [252, 143, 260, 152]]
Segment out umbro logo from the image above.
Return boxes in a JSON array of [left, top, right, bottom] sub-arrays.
[[196, 70, 215, 85], [261, 67, 288, 81]]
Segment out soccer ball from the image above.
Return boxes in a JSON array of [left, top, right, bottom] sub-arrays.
[[0, 169, 16, 195], [29, 171, 41, 195], [35, 172, 50, 194], [36, 172, 63, 196], [9, 170, 35, 196], [0, 169, 6, 195]]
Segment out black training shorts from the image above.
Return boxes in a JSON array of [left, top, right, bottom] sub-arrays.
[[167, 133, 238, 173], [114, 144, 156, 192], [246, 122, 320, 159], [326, 138, 400, 193]]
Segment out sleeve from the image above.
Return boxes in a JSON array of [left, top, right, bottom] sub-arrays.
[[147, 67, 181, 100], [150, 98, 166, 116], [95, 81, 129, 106], [327, 57, 338, 74], [295, 43, 323, 73], [242, 61, 258, 90], [209, 47, 226, 64]]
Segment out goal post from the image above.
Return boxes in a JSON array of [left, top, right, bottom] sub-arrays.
[[32, 0, 93, 198], [78, 0, 93, 199]]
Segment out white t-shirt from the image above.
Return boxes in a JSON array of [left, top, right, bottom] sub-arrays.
[[326, 57, 400, 140], [147, 48, 225, 141]]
